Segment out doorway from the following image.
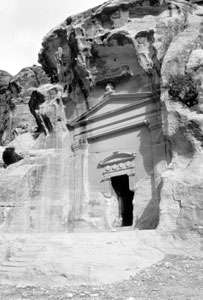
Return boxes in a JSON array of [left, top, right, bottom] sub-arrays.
[[111, 174, 134, 226]]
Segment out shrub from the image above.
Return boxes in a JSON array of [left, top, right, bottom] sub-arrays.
[[168, 74, 198, 107]]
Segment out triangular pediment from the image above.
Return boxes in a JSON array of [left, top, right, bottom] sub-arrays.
[[70, 92, 154, 126]]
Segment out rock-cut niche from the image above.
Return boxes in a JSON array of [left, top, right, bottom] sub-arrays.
[[90, 32, 148, 90]]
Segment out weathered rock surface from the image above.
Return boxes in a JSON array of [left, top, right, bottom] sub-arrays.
[[0, 70, 12, 143], [0, 66, 50, 146], [0, 0, 203, 237], [39, 0, 181, 119], [37, 0, 203, 236], [10, 65, 50, 90], [0, 70, 11, 90], [158, 9, 203, 236]]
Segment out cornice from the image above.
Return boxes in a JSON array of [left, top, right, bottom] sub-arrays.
[[75, 97, 154, 127], [68, 91, 158, 127]]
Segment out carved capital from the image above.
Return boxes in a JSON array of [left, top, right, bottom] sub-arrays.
[[71, 138, 89, 152], [147, 115, 164, 144], [147, 116, 162, 130]]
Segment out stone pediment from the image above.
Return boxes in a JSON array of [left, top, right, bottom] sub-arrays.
[[99, 151, 136, 167], [71, 92, 154, 126], [99, 151, 136, 180]]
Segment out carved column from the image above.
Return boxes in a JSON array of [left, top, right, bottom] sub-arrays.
[[72, 138, 90, 221], [148, 116, 167, 196]]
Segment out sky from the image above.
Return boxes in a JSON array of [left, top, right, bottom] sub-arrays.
[[0, 0, 105, 75]]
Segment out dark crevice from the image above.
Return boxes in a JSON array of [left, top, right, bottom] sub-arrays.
[[29, 90, 53, 136], [2, 147, 23, 167], [68, 29, 90, 109]]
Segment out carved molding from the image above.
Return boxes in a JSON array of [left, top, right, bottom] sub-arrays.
[[99, 151, 136, 166], [99, 151, 136, 180]]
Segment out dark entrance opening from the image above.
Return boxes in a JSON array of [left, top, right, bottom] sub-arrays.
[[111, 174, 134, 226]]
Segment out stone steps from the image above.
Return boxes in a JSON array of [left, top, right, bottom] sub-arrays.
[[21, 245, 41, 250], [13, 250, 39, 257], [0, 266, 27, 273], [0, 243, 42, 279], [74, 217, 104, 226], [3, 272, 25, 278], [1, 261, 29, 268], [9, 256, 32, 262]]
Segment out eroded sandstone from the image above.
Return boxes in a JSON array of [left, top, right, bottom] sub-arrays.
[[0, 0, 203, 236]]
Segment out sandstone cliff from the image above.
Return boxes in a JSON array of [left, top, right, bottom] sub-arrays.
[[0, 66, 50, 147], [0, 0, 203, 236], [159, 10, 203, 237], [0, 70, 12, 144], [38, 0, 168, 119]]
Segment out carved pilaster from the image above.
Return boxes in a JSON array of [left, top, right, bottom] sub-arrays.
[[147, 115, 167, 200], [101, 178, 111, 197], [72, 138, 89, 220], [128, 173, 136, 191], [148, 115, 163, 144]]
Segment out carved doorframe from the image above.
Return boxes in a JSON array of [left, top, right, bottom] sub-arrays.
[[99, 151, 136, 197]]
